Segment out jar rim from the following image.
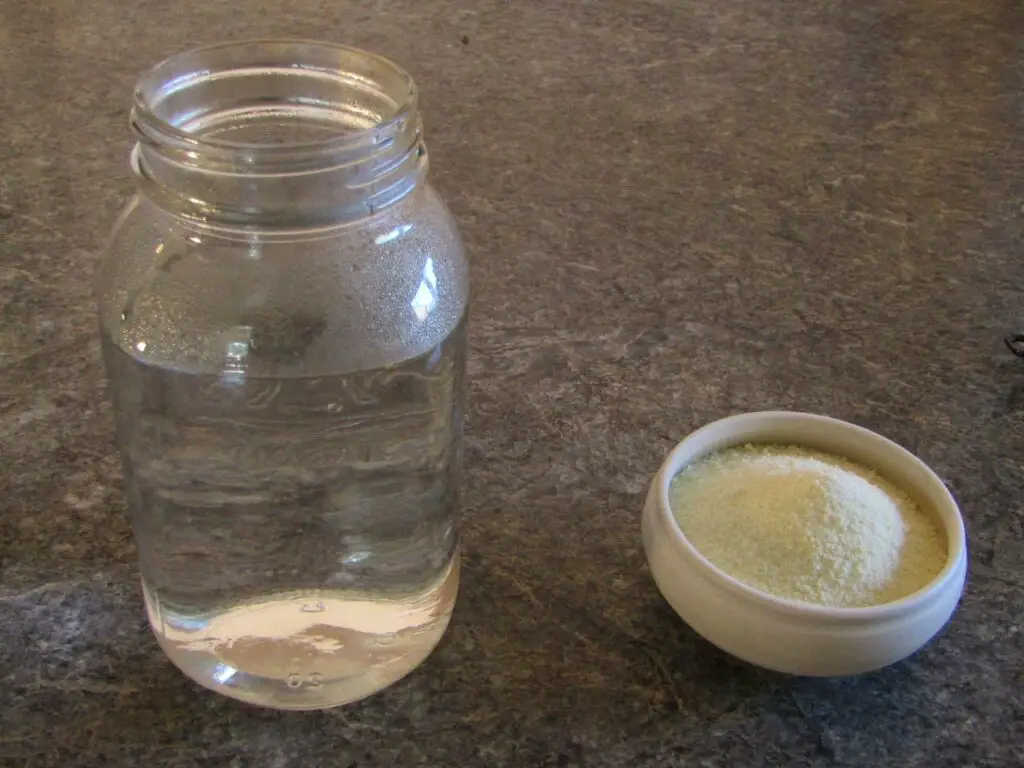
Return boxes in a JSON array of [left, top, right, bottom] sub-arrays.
[[131, 38, 418, 162]]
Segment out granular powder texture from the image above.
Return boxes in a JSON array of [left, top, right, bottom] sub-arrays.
[[668, 444, 947, 607]]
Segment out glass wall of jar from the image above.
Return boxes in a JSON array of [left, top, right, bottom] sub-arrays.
[[97, 40, 469, 710]]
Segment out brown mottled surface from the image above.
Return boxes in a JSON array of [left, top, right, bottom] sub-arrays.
[[1, 0, 1022, 765]]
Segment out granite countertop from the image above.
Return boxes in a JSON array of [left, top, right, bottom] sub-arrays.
[[1, 1, 1022, 765]]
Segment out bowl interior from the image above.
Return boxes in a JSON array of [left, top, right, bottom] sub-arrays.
[[656, 411, 966, 611]]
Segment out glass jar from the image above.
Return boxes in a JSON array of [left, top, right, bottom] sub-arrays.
[[97, 41, 469, 710]]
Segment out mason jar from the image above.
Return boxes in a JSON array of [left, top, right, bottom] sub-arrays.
[[97, 40, 469, 710]]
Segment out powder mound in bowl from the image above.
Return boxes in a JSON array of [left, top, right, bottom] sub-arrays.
[[668, 444, 947, 608]]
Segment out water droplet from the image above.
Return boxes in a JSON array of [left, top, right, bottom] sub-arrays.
[[212, 663, 238, 685], [343, 550, 371, 565]]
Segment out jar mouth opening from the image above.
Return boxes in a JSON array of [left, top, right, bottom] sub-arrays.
[[131, 39, 417, 160]]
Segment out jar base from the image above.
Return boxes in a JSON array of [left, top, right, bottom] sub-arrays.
[[143, 568, 457, 709]]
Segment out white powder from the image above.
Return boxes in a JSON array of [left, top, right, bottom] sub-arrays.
[[668, 444, 947, 607]]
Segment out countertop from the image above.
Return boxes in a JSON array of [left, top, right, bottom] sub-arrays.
[[1, 1, 1022, 765]]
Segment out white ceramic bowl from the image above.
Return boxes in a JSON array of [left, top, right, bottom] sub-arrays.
[[642, 411, 968, 677]]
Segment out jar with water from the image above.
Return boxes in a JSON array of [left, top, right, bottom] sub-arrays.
[[97, 41, 469, 709]]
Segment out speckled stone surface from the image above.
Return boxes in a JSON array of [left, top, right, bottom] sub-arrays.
[[1, 0, 1022, 765]]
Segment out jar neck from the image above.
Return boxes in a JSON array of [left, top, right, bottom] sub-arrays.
[[129, 40, 427, 231]]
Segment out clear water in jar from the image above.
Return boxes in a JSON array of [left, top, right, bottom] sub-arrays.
[[101, 316, 465, 709]]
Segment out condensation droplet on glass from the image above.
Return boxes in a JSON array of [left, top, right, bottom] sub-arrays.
[[213, 663, 238, 685], [343, 550, 371, 565]]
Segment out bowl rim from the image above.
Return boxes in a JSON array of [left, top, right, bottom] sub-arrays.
[[654, 410, 968, 620]]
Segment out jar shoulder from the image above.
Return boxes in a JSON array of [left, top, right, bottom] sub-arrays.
[[98, 186, 468, 376]]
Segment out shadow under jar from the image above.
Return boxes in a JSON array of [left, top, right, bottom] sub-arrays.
[[97, 40, 469, 710]]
